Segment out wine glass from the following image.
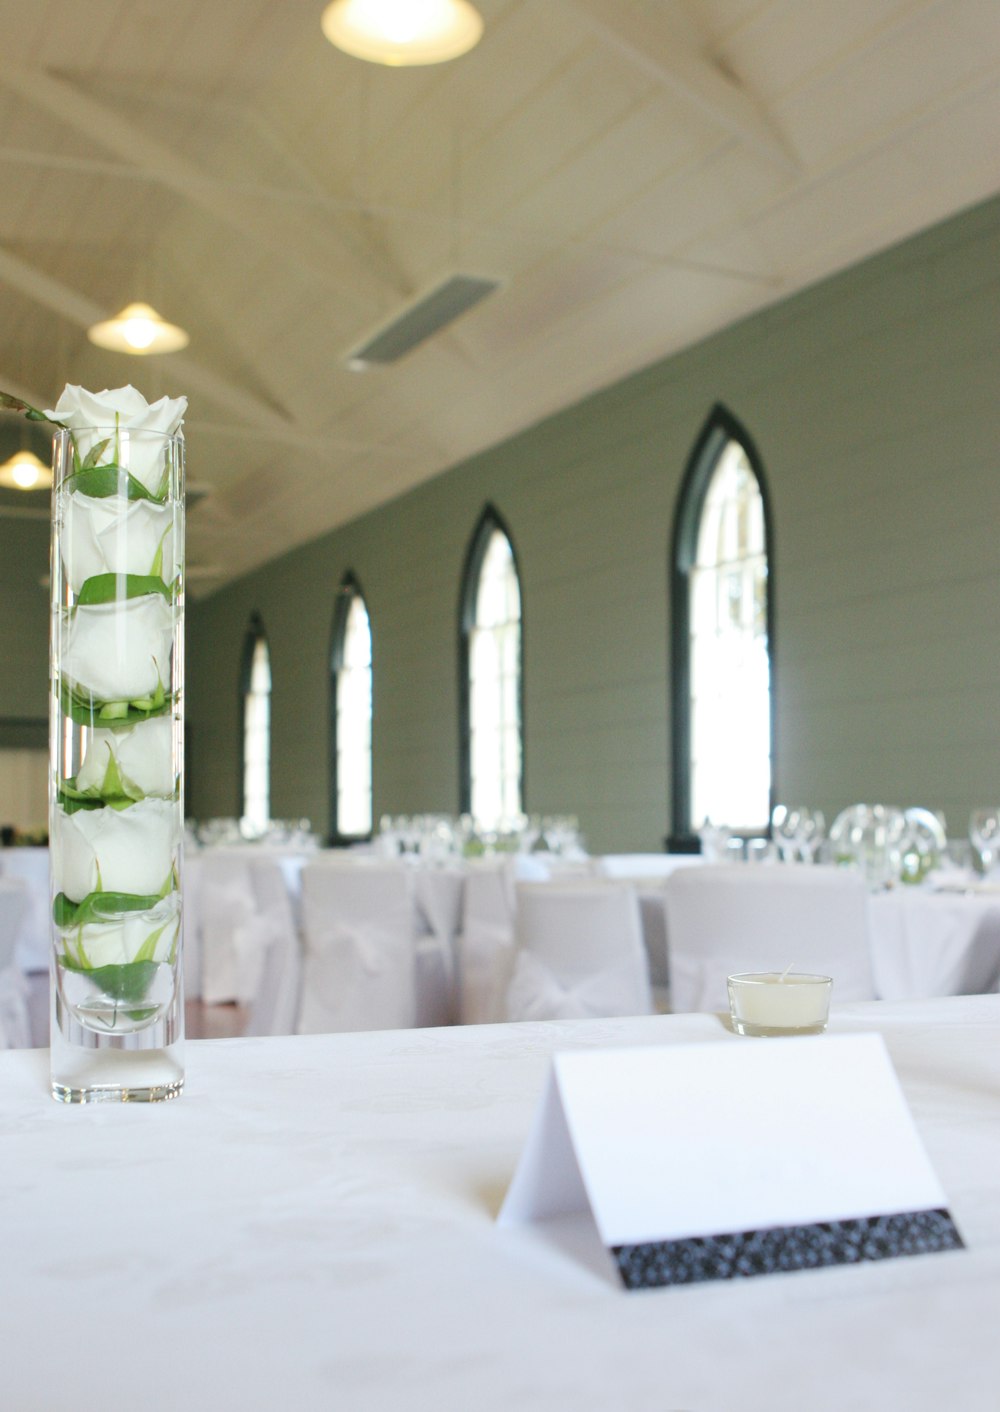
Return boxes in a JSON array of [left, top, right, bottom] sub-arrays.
[[797, 808, 826, 864], [771, 805, 801, 863], [969, 809, 1000, 876], [698, 818, 730, 863]]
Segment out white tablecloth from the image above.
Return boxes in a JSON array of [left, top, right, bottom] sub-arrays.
[[869, 887, 1000, 998], [3, 995, 1000, 1410]]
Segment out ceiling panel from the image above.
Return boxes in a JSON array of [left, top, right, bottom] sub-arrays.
[[0, 0, 996, 592]]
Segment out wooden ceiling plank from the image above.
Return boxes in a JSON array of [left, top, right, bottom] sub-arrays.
[[0, 240, 324, 443], [0, 63, 393, 315], [569, 0, 801, 173]]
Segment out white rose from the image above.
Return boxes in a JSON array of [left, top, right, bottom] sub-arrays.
[[61, 895, 180, 970], [45, 384, 187, 495], [76, 717, 176, 799], [53, 797, 181, 902], [61, 593, 174, 703], [62, 491, 178, 592]]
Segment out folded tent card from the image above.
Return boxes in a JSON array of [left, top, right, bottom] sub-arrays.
[[499, 1033, 963, 1291]]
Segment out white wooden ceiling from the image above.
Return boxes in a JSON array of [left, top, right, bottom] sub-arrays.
[[1, 0, 998, 592]]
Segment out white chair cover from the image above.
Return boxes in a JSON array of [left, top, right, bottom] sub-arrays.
[[196, 851, 277, 1006], [505, 879, 652, 1022], [412, 865, 463, 1028], [297, 861, 417, 1034], [0, 848, 50, 973], [664, 865, 875, 1014], [456, 860, 517, 1025], [635, 884, 671, 1007], [243, 856, 302, 1036], [0, 880, 32, 1049]]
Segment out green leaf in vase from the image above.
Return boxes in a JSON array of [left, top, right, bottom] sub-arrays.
[[80, 437, 112, 470], [53, 888, 165, 928], [77, 572, 174, 605], [64, 462, 165, 504], [57, 744, 154, 813], [59, 678, 172, 729], [149, 522, 173, 581], [59, 956, 161, 1005]]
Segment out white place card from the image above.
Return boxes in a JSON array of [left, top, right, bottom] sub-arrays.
[[499, 1034, 963, 1290]]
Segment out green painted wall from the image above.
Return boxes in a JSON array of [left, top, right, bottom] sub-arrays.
[[167, 194, 1000, 849], [0, 512, 49, 744]]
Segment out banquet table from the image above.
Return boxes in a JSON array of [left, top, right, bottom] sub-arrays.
[[869, 885, 1000, 999], [3, 995, 1000, 1410]]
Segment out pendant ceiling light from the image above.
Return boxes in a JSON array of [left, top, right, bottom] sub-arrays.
[[87, 302, 189, 356], [321, 0, 483, 66], [0, 449, 52, 491]]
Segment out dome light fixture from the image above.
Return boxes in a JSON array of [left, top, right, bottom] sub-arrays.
[[0, 449, 52, 491], [321, 0, 483, 67], [87, 301, 189, 356]]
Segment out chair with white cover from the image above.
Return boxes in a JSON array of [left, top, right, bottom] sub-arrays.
[[297, 860, 416, 1033], [0, 879, 32, 1049], [593, 855, 704, 1009], [243, 855, 302, 1036], [0, 847, 50, 973], [664, 865, 875, 1014], [455, 859, 516, 1024], [504, 879, 653, 1022], [196, 850, 275, 1007]]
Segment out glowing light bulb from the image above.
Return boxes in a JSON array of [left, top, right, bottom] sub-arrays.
[[121, 317, 158, 351], [11, 458, 40, 489], [0, 449, 52, 491], [321, 0, 483, 66], [88, 302, 189, 355]]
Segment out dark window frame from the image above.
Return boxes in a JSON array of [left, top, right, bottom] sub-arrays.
[[457, 503, 525, 819], [668, 404, 775, 849]]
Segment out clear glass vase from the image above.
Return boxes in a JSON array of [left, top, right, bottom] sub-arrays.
[[49, 425, 185, 1102]]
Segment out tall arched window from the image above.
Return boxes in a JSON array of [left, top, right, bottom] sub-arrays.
[[459, 506, 523, 831], [331, 573, 373, 839], [670, 406, 773, 843], [240, 613, 271, 832]]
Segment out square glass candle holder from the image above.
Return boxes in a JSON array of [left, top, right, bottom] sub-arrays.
[[727, 972, 833, 1038]]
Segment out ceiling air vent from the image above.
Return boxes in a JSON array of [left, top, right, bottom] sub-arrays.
[[346, 275, 501, 370]]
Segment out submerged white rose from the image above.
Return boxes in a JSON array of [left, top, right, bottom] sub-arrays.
[[53, 797, 181, 902], [76, 717, 176, 799], [61, 593, 174, 703], [45, 384, 187, 495], [60, 895, 180, 971], [62, 491, 178, 592]]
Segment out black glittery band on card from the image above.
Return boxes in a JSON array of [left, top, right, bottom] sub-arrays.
[[611, 1208, 963, 1290]]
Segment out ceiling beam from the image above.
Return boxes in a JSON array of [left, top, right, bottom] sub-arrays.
[[0, 247, 422, 458], [570, 0, 800, 173], [0, 242, 319, 445], [0, 64, 396, 315]]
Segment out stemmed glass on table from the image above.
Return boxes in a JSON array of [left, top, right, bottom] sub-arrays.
[[969, 809, 1000, 877], [771, 805, 826, 863]]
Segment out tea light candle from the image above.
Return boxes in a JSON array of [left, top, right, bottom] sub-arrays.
[[727, 972, 832, 1037]]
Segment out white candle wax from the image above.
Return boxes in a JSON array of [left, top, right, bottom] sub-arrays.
[[727, 972, 832, 1037]]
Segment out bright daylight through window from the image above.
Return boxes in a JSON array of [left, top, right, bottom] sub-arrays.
[[242, 632, 271, 833], [335, 590, 373, 837], [689, 438, 771, 832], [469, 527, 522, 831]]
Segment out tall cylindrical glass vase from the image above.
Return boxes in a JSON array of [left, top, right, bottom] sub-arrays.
[[49, 424, 185, 1102]]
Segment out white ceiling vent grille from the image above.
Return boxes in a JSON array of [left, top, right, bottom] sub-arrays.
[[346, 275, 501, 369]]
